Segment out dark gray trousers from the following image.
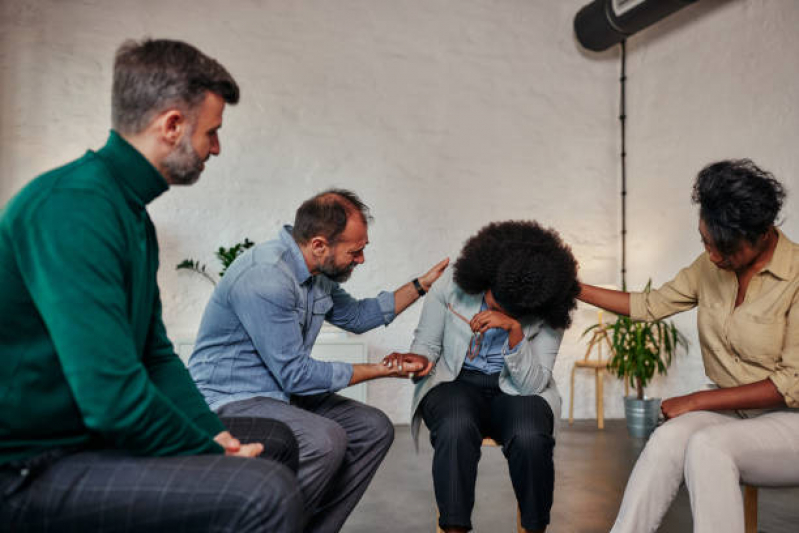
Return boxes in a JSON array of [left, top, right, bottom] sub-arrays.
[[0, 417, 303, 533], [217, 394, 394, 533]]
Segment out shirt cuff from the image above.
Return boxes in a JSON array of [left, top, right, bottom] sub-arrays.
[[329, 362, 355, 392], [629, 292, 648, 321], [769, 373, 799, 408], [502, 338, 522, 357], [376, 291, 396, 325]]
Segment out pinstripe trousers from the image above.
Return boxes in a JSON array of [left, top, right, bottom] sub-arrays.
[[421, 369, 555, 531], [0, 417, 303, 533]]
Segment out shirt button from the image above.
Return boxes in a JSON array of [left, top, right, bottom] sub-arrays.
[[735, 357, 740, 363]]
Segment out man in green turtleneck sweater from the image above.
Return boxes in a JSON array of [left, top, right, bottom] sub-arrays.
[[0, 39, 301, 532]]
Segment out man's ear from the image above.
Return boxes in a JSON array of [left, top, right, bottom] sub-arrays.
[[309, 236, 329, 257], [156, 109, 186, 147]]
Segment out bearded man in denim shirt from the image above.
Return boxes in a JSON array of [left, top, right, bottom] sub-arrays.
[[189, 189, 447, 533]]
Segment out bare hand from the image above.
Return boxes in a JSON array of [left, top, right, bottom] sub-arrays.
[[469, 309, 520, 334], [418, 258, 450, 292], [661, 393, 698, 420], [381, 352, 434, 379], [214, 431, 264, 458]]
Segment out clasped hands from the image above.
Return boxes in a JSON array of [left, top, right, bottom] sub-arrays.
[[380, 352, 434, 379]]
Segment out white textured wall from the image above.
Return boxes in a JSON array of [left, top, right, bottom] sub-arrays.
[[2, 0, 797, 423]]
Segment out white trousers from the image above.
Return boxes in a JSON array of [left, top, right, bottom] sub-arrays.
[[610, 409, 799, 533]]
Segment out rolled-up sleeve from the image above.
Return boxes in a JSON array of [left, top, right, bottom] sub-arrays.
[[503, 325, 562, 393], [769, 293, 799, 407], [326, 284, 396, 333], [230, 266, 353, 395], [630, 256, 702, 322]]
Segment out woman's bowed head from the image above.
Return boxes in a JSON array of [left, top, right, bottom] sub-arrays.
[[383, 220, 580, 375]]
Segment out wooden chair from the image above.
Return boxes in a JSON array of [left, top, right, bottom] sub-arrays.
[[435, 438, 523, 533], [569, 315, 626, 429], [744, 484, 758, 533]]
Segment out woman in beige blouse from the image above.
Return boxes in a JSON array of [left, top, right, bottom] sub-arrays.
[[580, 159, 799, 533]]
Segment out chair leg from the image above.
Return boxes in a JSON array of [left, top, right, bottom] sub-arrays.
[[569, 365, 576, 425], [595, 368, 604, 430], [743, 485, 758, 533], [516, 505, 523, 533]]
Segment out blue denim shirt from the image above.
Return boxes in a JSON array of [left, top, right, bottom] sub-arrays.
[[189, 226, 396, 409]]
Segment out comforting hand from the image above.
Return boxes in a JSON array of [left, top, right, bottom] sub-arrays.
[[418, 258, 450, 291], [661, 393, 699, 420], [381, 352, 434, 378], [214, 431, 264, 457], [469, 309, 521, 334]]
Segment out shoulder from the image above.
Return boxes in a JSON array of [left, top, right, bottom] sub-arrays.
[[3, 152, 123, 233], [223, 242, 300, 305]]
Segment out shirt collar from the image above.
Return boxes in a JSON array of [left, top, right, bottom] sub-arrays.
[[762, 228, 792, 281], [280, 225, 313, 285], [96, 130, 169, 208]]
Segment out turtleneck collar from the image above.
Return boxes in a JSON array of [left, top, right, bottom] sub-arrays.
[[96, 130, 169, 208]]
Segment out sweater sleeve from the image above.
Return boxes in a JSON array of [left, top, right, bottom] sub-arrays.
[[14, 190, 223, 456], [144, 286, 227, 437]]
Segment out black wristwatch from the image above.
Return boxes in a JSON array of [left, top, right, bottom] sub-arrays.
[[412, 278, 426, 296]]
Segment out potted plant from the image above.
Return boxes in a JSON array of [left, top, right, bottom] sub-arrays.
[[582, 281, 688, 438], [176, 238, 255, 285]]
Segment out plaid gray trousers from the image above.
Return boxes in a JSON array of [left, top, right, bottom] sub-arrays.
[[0, 417, 303, 533]]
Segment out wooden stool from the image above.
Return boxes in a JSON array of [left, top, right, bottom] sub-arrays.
[[569, 315, 626, 429], [743, 484, 757, 533], [435, 438, 523, 533]]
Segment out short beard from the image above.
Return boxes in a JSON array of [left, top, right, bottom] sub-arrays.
[[162, 126, 203, 186], [318, 254, 355, 283]]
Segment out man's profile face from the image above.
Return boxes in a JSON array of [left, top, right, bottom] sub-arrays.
[[163, 92, 225, 185], [318, 214, 368, 283]]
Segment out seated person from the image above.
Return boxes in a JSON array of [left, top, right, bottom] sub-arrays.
[[188, 189, 448, 533], [386, 221, 580, 533], [580, 159, 799, 533], [0, 38, 301, 532]]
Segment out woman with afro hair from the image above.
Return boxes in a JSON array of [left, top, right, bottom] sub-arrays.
[[385, 220, 579, 533]]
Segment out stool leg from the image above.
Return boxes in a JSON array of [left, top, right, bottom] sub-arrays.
[[743, 485, 758, 533], [596, 368, 604, 430], [435, 500, 444, 533], [569, 365, 576, 425], [516, 505, 523, 533]]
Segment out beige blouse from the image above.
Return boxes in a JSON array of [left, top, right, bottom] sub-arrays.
[[630, 229, 799, 408]]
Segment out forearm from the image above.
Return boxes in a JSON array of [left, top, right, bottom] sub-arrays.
[[508, 324, 524, 348], [578, 283, 631, 316], [394, 280, 424, 315], [688, 379, 786, 411], [349, 363, 393, 385]]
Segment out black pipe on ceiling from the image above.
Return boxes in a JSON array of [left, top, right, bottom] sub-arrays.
[[574, 0, 699, 52]]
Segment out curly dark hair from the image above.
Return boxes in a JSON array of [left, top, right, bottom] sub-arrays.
[[453, 221, 580, 329], [692, 159, 785, 255]]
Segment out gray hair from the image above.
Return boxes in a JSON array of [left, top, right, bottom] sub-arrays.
[[112, 38, 239, 134]]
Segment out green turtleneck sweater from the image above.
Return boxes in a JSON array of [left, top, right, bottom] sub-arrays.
[[0, 131, 225, 465]]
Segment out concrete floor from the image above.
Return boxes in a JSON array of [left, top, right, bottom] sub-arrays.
[[344, 420, 799, 533]]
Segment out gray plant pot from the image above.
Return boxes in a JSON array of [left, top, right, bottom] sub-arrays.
[[624, 396, 662, 438]]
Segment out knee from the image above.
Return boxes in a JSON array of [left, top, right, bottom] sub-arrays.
[[506, 429, 554, 458], [227, 462, 304, 531], [435, 414, 481, 444], [311, 420, 349, 466], [269, 421, 300, 474], [685, 427, 734, 471], [359, 406, 395, 451]]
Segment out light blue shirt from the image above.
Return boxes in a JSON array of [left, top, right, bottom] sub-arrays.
[[189, 226, 396, 410], [461, 298, 519, 374]]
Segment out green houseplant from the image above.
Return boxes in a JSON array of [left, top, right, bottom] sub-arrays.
[[176, 238, 255, 285], [582, 281, 688, 437]]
